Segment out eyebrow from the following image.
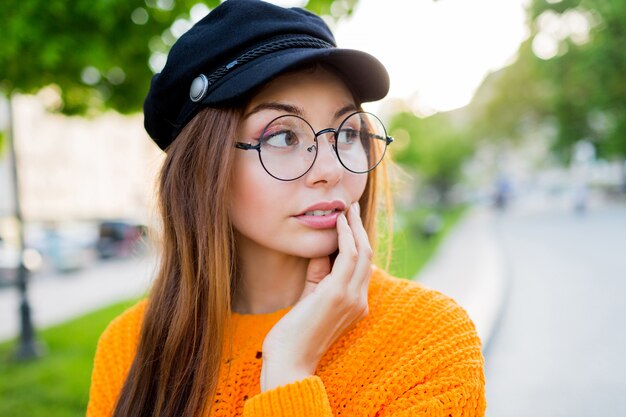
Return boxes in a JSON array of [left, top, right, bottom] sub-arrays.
[[244, 102, 358, 120]]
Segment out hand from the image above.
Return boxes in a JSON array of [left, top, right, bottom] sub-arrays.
[[260, 202, 372, 392]]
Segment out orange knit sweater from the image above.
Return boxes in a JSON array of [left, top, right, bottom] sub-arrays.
[[87, 267, 486, 416]]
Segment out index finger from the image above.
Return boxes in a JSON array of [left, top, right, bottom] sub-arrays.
[[329, 212, 358, 287], [346, 202, 372, 295]]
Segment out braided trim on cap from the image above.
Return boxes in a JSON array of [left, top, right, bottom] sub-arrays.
[[205, 35, 334, 87]]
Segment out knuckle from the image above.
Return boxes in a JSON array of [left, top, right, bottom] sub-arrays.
[[348, 294, 368, 311], [346, 293, 360, 308], [328, 288, 347, 305], [354, 300, 369, 320]]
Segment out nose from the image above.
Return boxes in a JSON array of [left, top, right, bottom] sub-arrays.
[[304, 131, 343, 185]]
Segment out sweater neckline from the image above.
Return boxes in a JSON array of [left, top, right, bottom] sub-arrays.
[[230, 304, 293, 322]]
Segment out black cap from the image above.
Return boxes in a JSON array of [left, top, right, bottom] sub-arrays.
[[143, 0, 390, 151]]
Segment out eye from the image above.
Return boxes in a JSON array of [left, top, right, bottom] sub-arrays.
[[337, 128, 360, 145], [263, 130, 299, 148]]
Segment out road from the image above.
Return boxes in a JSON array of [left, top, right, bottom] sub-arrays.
[[485, 203, 626, 417]]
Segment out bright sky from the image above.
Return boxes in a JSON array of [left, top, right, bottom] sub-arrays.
[[331, 0, 531, 115]]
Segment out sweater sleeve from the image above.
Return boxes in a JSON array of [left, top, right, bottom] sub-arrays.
[[86, 329, 116, 417], [375, 296, 487, 416], [243, 376, 333, 417], [376, 368, 485, 417], [86, 301, 145, 417]]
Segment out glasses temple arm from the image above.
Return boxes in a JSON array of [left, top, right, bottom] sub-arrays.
[[367, 134, 394, 145]]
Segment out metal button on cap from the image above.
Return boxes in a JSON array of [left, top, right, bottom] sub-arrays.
[[189, 74, 208, 102]]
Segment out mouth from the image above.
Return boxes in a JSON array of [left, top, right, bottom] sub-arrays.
[[302, 208, 343, 217], [297, 200, 347, 217], [294, 200, 348, 229]]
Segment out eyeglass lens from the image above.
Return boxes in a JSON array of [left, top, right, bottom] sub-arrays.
[[258, 112, 388, 180]]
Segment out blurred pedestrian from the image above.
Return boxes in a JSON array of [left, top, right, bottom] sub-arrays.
[[493, 173, 512, 210], [86, 1, 485, 416], [572, 181, 588, 213]]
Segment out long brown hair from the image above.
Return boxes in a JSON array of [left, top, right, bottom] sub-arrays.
[[113, 103, 389, 417]]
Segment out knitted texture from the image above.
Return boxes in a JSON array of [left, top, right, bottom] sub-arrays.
[[87, 268, 486, 416]]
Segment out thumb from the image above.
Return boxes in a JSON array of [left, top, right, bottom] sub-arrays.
[[299, 256, 331, 300]]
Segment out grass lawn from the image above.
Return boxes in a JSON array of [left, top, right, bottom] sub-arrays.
[[380, 205, 466, 279], [0, 299, 139, 417], [0, 205, 466, 416]]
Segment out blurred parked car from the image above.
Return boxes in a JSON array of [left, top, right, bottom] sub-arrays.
[[0, 236, 45, 284], [40, 226, 95, 272], [1, 222, 97, 276], [96, 221, 147, 259]]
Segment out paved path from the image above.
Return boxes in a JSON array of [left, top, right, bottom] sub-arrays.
[[485, 203, 626, 417], [416, 206, 506, 351], [0, 256, 156, 341]]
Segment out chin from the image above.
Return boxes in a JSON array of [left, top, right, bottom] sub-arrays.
[[289, 236, 339, 259], [307, 246, 339, 258]]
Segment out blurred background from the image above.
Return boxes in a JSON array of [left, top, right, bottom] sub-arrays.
[[1, 0, 625, 416]]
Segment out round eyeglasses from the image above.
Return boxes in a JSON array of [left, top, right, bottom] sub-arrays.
[[234, 111, 393, 181]]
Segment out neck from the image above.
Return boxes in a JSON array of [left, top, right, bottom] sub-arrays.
[[233, 235, 308, 315]]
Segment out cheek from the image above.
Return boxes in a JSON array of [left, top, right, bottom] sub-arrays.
[[347, 173, 368, 204], [229, 153, 289, 233], [230, 156, 261, 229]]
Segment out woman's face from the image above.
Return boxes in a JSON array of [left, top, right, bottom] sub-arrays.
[[229, 68, 368, 259]]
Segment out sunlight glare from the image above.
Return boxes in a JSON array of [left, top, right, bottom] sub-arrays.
[[335, 0, 530, 114]]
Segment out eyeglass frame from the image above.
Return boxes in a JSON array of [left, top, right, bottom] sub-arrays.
[[234, 111, 394, 181]]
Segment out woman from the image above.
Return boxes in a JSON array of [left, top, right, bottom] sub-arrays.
[[87, 1, 486, 416]]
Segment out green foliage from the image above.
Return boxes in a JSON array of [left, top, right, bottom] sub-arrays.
[[0, 0, 355, 115], [306, 0, 357, 17], [472, 0, 626, 162], [388, 112, 474, 203], [0, 299, 139, 417], [379, 205, 466, 279], [469, 40, 552, 144], [0, 0, 218, 113], [535, 1, 626, 161]]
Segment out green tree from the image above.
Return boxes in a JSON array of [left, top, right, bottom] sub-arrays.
[[389, 111, 474, 206], [0, 0, 358, 116], [469, 40, 552, 145], [471, 0, 626, 177], [1, 0, 202, 114], [531, 0, 626, 161]]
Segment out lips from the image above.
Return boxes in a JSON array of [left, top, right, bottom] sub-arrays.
[[297, 200, 347, 216], [294, 200, 347, 229]]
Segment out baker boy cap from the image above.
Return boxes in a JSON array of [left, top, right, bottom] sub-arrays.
[[143, 0, 390, 151]]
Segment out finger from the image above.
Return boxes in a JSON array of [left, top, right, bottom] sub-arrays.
[[346, 202, 373, 295], [330, 212, 358, 286], [299, 256, 331, 300], [306, 256, 331, 284]]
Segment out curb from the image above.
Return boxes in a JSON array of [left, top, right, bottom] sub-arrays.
[[413, 206, 508, 352]]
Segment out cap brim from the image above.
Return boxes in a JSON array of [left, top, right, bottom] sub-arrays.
[[200, 47, 389, 107]]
